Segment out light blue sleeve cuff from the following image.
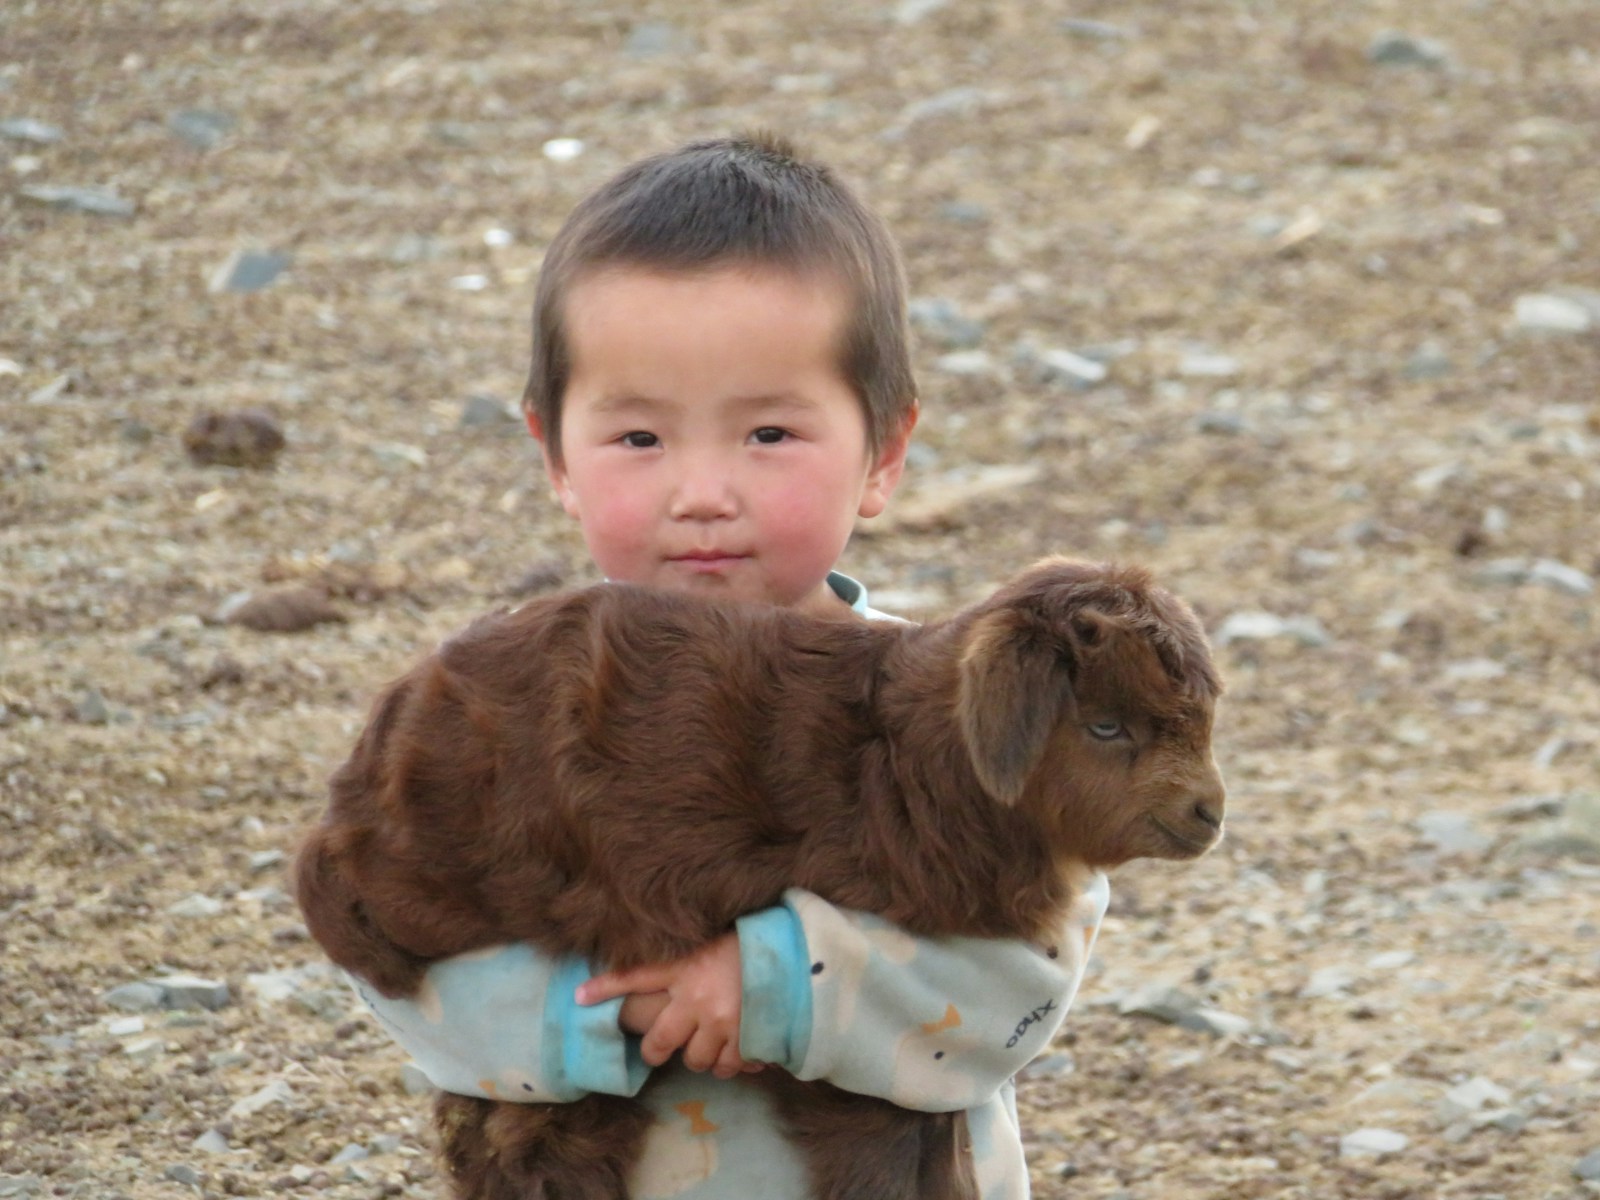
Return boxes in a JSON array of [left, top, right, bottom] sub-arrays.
[[543, 957, 651, 1099], [736, 904, 814, 1069]]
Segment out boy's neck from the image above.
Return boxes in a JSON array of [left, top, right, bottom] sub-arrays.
[[795, 575, 867, 623]]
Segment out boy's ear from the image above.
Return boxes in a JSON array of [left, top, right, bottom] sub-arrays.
[[857, 402, 919, 520], [525, 410, 581, 519]]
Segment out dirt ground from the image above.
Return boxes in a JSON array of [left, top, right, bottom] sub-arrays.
[[3, 2, 1598, 1197]]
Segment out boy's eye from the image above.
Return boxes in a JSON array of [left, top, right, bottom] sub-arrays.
[[751, 427, 789, 445], [620, 431, 659, 449]]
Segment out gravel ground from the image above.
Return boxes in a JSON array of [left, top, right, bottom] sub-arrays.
[[3, 2, 1598, 1198]]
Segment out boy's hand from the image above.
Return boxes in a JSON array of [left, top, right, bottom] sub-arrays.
[[577, 933, 763, 1079]]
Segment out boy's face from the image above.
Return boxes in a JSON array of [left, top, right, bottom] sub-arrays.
[[530, 264, 913, 618]]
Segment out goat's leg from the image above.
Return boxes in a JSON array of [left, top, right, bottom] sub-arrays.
[[759, 1076, 979, 1200], [435, 1092, 653, 1200]]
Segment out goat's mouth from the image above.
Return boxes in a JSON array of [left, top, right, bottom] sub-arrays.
[[1150, 815, 1222, 856]]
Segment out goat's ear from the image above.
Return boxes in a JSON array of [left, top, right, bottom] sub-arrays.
[[1070, 608, 1118, 652], [957, 610, 1073, 806]]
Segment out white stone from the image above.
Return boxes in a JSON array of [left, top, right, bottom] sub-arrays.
[[1190, 1007, 1253, 1037], [1340, 1128, 1408, 1158], [542, 137, 585, 162], [1366, 950, 1415, 971], [193, 1128, 230, 1154], [1442, 658, 1506, 683], [895, 0, 950, 22], [124, 1036, 164, 1061], [1527, 558, 1593, 596], [1178, 351, 1241, 378], [1444, 1076, 1511, 1111], [1416, 811, 1491, 855], [228, 1079, 294, 1119], [933, 350, 994, 376], [1035, 347, 1108, 385], [1514, 293, 1593, 334], [166, 893, 223, 918], [1301, 965, 1358, 999], [1214, 611, 1331, 647]]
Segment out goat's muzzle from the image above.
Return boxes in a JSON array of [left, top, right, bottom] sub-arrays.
[[1151, 763, 1226, 858]]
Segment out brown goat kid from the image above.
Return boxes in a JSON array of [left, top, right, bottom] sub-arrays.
[[295, 557, 1226, 1200]]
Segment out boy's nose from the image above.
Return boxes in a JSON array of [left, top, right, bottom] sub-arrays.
[[669, 461, 738, 521]]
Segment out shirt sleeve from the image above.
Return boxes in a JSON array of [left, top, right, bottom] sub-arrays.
[[736, 877, 1110, 1114], [348, 943, 651, 1103]]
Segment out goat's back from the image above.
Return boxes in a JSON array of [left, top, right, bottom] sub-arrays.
[[303, 584, 909, 983]]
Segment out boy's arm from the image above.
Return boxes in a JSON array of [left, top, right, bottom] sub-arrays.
[[736, 878, 1110, 1113], [350, 942, 650, 1103]]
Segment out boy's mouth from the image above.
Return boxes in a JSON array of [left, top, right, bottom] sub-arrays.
[[668, 551, 748, 572]]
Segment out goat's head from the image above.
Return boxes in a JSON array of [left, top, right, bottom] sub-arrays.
[[956, 558, 1225, 867]]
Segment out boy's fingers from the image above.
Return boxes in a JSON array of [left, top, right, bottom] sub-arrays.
[[710, 1041, 748, 1080], [640, 1009, 695, 1068], [680, 1027, 731, 1074], [578, 965, 669, 1005]]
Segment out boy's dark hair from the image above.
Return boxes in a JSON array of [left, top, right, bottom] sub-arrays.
[[523, 133, 915, 466]]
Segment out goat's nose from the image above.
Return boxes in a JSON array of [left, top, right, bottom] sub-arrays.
[[1193, 800, 1223, 830]]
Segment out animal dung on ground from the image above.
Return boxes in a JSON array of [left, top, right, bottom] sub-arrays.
[[212, 586, 344, 633], [295, 557, 1226, 1200], [182, 408, 286, 468]]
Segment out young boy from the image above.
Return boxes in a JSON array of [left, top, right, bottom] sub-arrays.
[[353, 134, 1110, 1199]]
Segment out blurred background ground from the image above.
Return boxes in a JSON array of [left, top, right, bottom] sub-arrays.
[[2, 1, 1598, 1198]]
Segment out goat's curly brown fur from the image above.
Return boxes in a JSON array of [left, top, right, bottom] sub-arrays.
[[294, 557, 1225, 1200]]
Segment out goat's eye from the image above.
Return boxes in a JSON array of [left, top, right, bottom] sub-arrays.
[[1087, 720, 1125, 741]]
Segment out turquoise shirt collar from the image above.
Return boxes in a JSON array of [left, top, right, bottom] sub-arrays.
[[826, 570, 870, 615]]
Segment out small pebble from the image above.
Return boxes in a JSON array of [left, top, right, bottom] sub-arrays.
[[1177, 351, 1241, 378], [75, 689, 110, 725], [182, 408, 285, 468], [1367, 31, 1452, 69], [157, 974, 232, 1011], [459, 394, 520, 429], [124, 1035, 164, 1061], [1301, 965, 1358, 999], [249, 849, 286, 873], [167, 109, 234, 149], [1214, 611, 1332, 648], [1340, 1127, 1409, 1158], [208, 249, 291, 294], [1514, 293, 1593, 334], [19, 184, 134, 216], [166, 893, 224, 918], [907, 297, 984, 349], [542, 137, 584, 162], [1060, 17, 1135, 41], [1019, 345, 1109, 389], [103, 981, 166, 1013], [1, 117, 63, 143], [228, 1079, 294, 1119]]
